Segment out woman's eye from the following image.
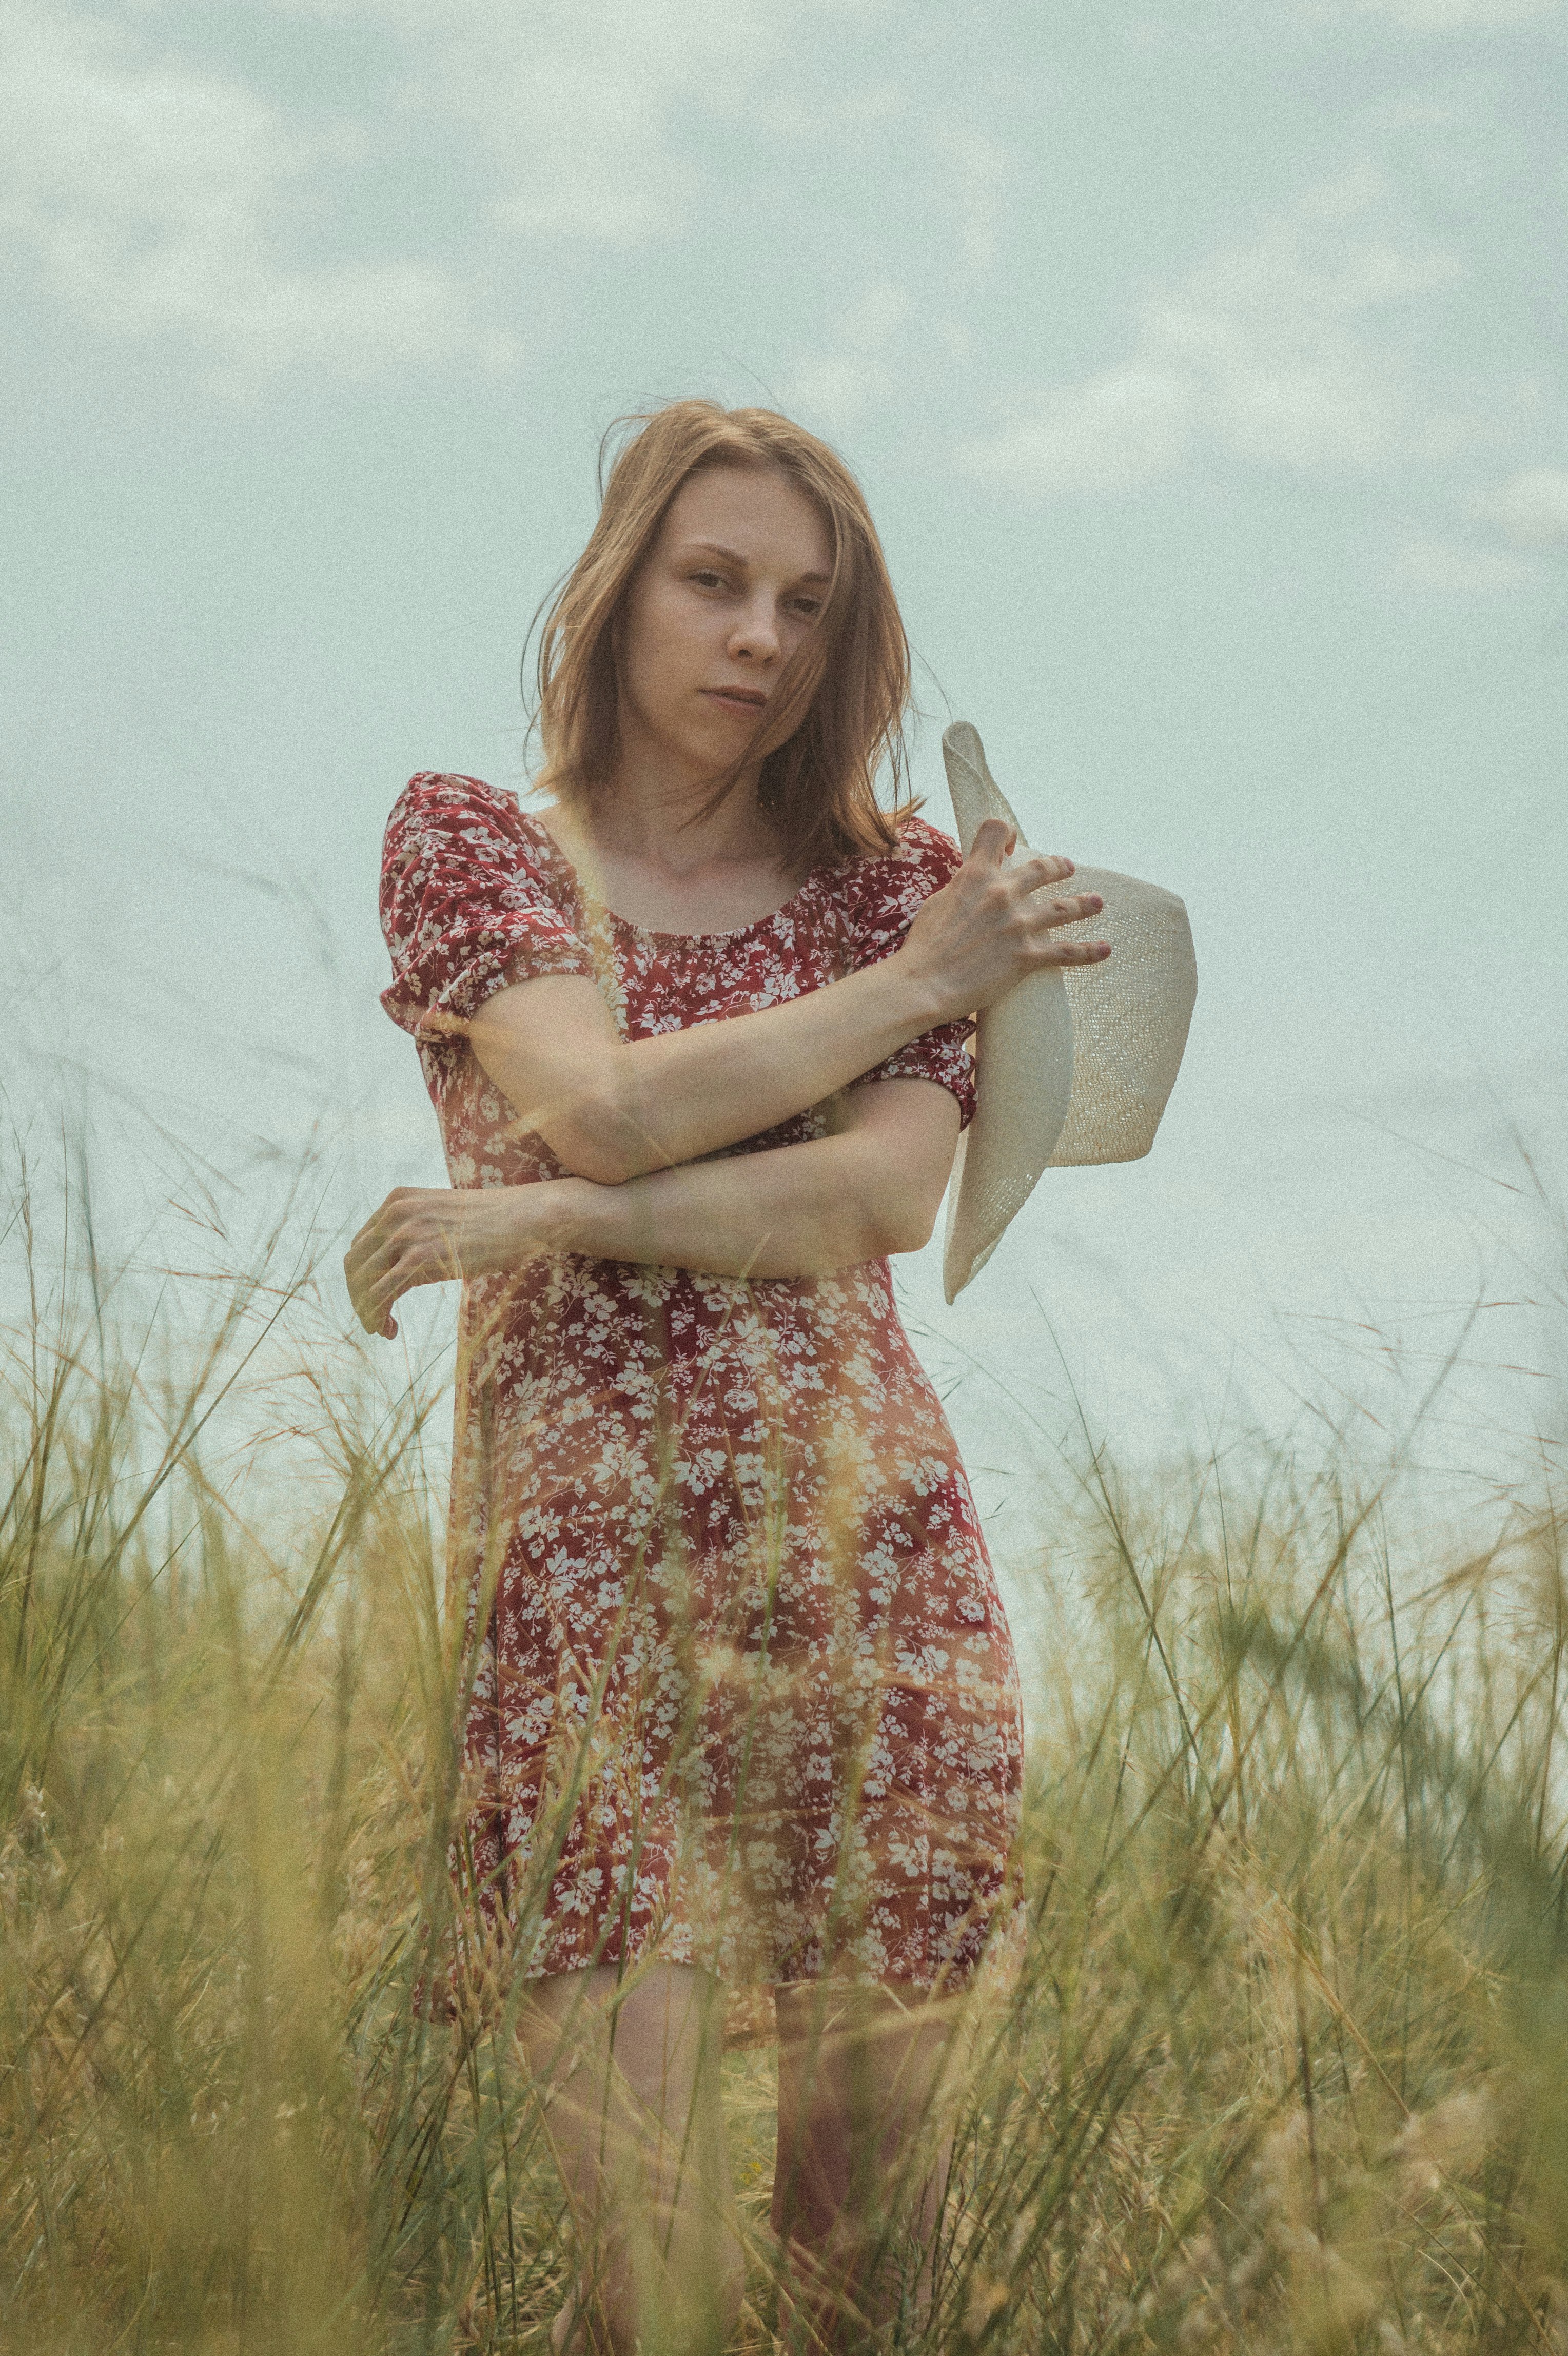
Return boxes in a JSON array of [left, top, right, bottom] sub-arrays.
[[691, 570, 727, 590]]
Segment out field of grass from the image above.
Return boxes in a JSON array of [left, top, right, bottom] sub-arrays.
[[5, 1200, 1568, 2353]]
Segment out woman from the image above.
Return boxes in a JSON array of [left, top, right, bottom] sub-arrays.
[[346, 401, 1109, 2351]]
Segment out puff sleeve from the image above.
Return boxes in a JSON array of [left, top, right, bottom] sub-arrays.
[[841, 817, 977, 1128], [379, 773, 593, 1038]]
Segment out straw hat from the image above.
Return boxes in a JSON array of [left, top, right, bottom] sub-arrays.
[[940, 722, 1198, 1303]]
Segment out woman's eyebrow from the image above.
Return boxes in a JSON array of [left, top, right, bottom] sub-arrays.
[[681, 539, 832, 585]]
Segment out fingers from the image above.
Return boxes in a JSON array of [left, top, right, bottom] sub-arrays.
[[1025, 883, 1111, 964], [966, 818, 1015, 867], [1014, 851, 1077, 893], [342, 1214, 384, 1289], [1040, 936, 1112, 967], [346, 1255, 399, 1338], [343, 1189, 459, 1341], [357, 1235, 447, 1337], [1033, 889, 1104, 928], [968, 824, 1076, 889], [966, 834, 1082, 913], [364, 1263, 413, 1337], [343, 1189, 413, 1300], [344, 1218, 402, 1335]]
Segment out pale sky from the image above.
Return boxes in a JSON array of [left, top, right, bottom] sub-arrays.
[[3, 0, 1565, 1546]]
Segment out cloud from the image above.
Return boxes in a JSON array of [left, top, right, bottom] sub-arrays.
[[340, 0, 866, 248], [930, 123, 1015, 272], [960, 172, 1469, 496], [780, 119, 1016, 431], [1393, 534, 1530, 589], [961, 369, 1197, 494], [1353, 0, 1562, 27], [2, 0, 897, 387], [782, 282, 916, 431], [1476, 466, 1568, 545], [0, 1, 509, 385], [396, 0, 718, 246]]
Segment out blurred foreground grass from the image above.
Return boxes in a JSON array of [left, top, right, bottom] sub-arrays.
[[5, 1208, 1568, 2355]]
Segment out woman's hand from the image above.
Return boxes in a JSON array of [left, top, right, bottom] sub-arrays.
[[896, 819, 1110, 1025], [344, 1181, 584, 1339]]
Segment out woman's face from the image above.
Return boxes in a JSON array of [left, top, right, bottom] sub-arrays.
[[615, 463, 833, 788]]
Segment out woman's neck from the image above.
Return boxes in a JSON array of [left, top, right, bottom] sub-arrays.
[[580, 769, 773, 875], [538, 764, 801, 936]]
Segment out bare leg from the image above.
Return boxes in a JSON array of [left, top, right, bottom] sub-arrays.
[[517, 1961, 743, 2356], [771, 1982, 959, 2349]]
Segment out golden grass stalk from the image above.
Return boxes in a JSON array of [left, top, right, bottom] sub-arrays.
[[4, 1164, 1567, 2353]]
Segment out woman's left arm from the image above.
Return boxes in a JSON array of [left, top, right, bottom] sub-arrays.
[[564, 1077, 959, 1277], [345, 1079, 959, 1337]]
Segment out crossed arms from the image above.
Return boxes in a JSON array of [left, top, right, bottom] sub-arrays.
[[346, 822, 1107, 1338], [345, 974, 962, 1339]]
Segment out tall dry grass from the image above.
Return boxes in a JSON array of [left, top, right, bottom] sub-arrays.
[[4, 1173, 1568, 2354]]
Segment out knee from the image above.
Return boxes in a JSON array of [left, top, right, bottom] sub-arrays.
[[592, 2234, 743, 2356], [649, 2249, 744, 2356], [711, 2248, 747, 2341], [770, 2121, 854, 2253], [771, 2173, 843, 2253]]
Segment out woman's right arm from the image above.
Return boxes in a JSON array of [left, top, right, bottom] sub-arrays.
[[467, 820, 1107, 1184]]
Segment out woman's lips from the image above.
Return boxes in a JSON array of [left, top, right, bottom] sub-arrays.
[[702, 688, 768, 713]]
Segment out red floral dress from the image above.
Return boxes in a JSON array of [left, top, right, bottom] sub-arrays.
[[380, 773, 1024, 1990]]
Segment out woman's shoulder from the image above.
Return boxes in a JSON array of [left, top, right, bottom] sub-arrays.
[[383, 772, 557, 876], [386, 769, 519, 837], [889, 810, 962, 877], [828, 811, 962, 927]]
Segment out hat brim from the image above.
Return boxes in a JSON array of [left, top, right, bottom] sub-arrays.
[[940, 722, 1198, 1302]]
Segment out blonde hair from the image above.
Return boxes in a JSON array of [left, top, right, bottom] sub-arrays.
[[530, 400, 915, 870]]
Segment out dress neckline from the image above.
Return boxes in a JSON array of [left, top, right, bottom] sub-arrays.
[[514, 803, 832, 946]]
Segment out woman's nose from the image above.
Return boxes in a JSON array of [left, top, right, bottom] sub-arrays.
[[729, 596, 781, 663]]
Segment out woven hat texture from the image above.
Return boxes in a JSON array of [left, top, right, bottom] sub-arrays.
[[941, 722, 1198, 1302]]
